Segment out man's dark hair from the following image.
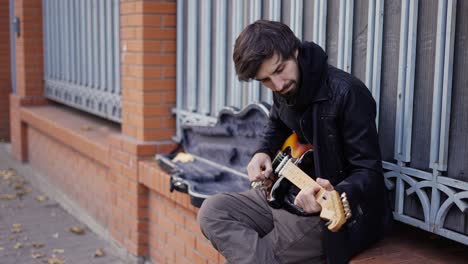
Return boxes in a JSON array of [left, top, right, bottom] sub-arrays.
[[233, 20, 301, 81]]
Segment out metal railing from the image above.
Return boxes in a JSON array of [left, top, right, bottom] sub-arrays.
[[42, 0, 121, 122]]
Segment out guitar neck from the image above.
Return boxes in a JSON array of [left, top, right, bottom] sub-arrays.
[[280, 160, 324, 192]]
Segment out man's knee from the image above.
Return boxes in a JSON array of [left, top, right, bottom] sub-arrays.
[[197, 193, 233, 234]]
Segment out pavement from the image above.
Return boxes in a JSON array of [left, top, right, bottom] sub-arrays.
[[0, 143, 129, 264]]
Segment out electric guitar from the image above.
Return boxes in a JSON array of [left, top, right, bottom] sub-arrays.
[[251, 133, 352, 232]]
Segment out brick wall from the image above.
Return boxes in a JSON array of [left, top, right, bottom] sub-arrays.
[[0, 1, 11, 140], [121, 0, 177, 142], [140, 161, 225, 264], [28, 127, 112, 228]]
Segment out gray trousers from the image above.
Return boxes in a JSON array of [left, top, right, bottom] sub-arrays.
[[197, 189, 325, 264]]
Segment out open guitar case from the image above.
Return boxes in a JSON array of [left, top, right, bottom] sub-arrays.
[[155, 103, 271, 207]]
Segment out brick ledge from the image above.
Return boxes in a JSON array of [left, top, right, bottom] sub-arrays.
[[20, 104, 120, 166]]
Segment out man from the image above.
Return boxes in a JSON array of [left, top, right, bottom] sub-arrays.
[[198, 20, 392, 264]]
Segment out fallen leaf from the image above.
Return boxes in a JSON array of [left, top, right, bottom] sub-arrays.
[[94, 248, 105, 257], [80, 125, 92, 131], [11, 224, 22, 234], [48, 256, 64, 264], [53, 248, 64, 254], [0, 169, 16, 180], [0, 246, 4, 250], [69, 226, 85, 235], [33, 242, 45, 248], [36, 195, 48, 202], [31, 251, 45, 259], [14, 242, 22, 249], [1, 194, 16, 200]]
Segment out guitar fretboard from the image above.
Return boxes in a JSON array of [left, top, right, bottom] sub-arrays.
[[281, 161, 323, 191]]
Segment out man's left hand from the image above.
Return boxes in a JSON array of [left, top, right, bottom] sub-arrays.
[[294, 178, 334, 214]]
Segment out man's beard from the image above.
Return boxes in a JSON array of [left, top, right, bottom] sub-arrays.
[[279, 81, 298, 101]]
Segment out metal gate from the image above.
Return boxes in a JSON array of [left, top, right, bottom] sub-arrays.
[[176, 0, 468, 245], [42, 0, 121, 122]]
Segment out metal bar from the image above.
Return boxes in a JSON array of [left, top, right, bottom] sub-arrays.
[[394, 0, 409, 161], [344, 0, 354, 73], [70, 0, 76, 83], [114, 0, 120, 95], [365, 0, 376, 87], [313, 0, 320, 44], [175, 0, 184, 141], [92, 0, 99, 88], [87, 0, 92, 86], [64, 0, 69, 81], [372, 0, 384, 126], [337, 0, 346, 70], [80, 0, 85, 85], [42, 0, 48, 79], [186, 0, 198, 111], [99, 0, 107, 91], [198, 0, 212, 115], [248, 0, 262, 104], [290, 0, 303, 40], [58, 0, 63, 80], [10, 0, 16, 93], [337, 0, 353, 72], [107, 0, 114, 93], [213, 0, 227, 115], [318, 0, 327, 49], [268, 0, 281, 21], [430, 0, 447, 169], [230, 0, 244, 108], [438, 0, 457, 171]]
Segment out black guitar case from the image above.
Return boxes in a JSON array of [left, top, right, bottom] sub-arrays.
[[155, 103, 271, 207]]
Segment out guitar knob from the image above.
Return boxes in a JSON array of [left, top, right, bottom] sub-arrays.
[[345, 211, 352, 219]]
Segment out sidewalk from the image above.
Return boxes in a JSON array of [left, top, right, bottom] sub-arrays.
[[0, 143, 128, 264]]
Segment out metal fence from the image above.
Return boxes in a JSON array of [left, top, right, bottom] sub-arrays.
[[176, 0, 468, 245], [42, 0, 121, 122]]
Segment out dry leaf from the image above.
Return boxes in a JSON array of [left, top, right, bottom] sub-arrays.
[[33, 242, 45, 248], [31, 251, 45, 259], [0, 246, 4, 250], [80, 125, 92, 131], [53, 248, 64, 254], [94, 248, 105, 257], [11, 224, 22, 234], [69, 226, 85, 235], [36, 195, 48, 202], [48, 256, 64, 264], [1, 194, 16, 200], [0, 169, 15, 180], [14, 242, 22, 249]]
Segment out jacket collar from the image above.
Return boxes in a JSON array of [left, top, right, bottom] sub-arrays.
[[297, 41, 329, 104], [274, 41, 329, 110]]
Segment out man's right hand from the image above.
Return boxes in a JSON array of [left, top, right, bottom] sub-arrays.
[[247, 153, 273, 182]]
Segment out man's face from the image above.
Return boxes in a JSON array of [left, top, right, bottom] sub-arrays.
[[255, 51, 300, 99]]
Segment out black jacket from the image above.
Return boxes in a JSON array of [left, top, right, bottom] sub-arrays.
[[255, 42, 392, 263]]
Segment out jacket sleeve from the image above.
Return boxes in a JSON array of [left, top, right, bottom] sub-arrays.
[[333, 81, 385, 220], [254, 96, 292, 158]]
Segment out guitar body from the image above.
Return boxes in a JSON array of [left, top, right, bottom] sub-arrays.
[[267, 134, 314, 213]]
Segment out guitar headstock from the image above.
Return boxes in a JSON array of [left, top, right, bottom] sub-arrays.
[[317, 191, 352, 232]]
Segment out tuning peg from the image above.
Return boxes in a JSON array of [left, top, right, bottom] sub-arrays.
[[345, 211, 352, 219]]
